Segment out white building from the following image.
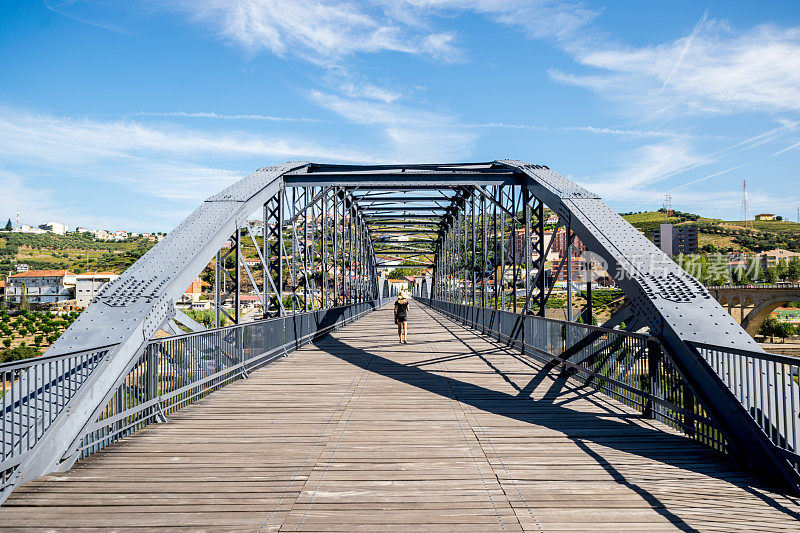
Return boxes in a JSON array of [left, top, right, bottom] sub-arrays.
[[75, 272, 119, 307], [5, 270, 76, 305], [38, 222, 68, 235], [14, 224, 46, 234]]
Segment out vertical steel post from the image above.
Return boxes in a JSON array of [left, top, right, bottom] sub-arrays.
[[567, 220, 573, 322], [291, 188, 297, 314], [214, 250, 221, 328], [235, 228, 240, 324], [321, 189, 328, 309], [512, 186, 518, 314], [524, 188, 531, 314], [303, 187, 309, 311], [500, 186, 506, 311], [493, 186, 499, 310], [644, 339, 661, 418], [268, 202, 269, 316], [482, 194, 487, 308], [536, 201, 546, 317], [333, 188, 338, 306], [583, 280, 593, 325], [277, 187, 284, 316], [471, 193, 476, 307], [461, 198, 466, 304]]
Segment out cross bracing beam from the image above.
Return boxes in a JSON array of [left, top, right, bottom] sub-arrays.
[[3, 159, 799, 506]]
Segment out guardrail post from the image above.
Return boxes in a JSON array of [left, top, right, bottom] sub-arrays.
[[147, 346, 166, 423], [643, 339, 660, 419], [682, 375, 696, 438]]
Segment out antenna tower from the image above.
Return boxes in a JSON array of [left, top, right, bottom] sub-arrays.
[[663, 193, 672, 220], [740, 180, 750, 228], [15, 210, 20, 229]]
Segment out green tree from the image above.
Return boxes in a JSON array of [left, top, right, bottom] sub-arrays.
[[776, 258, 789, 281], [757, 316, 781, 340], [2, 338, 11, 348], [787, 257, 800, 282], [391, 267, 423, 278], [775, 322, 796, 343], [3, 219, 11, 231], [764, 266, 778, 284], [19, 282, 29, 311], [0, 345, 41, 364]]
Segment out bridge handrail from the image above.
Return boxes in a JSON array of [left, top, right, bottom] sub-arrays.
[[2, 345, 114, 494], [1, 298, 392, 504], [427, 299, 800, 473], [0, 343, 119, 373], [706, 284, 800, 290], [687, 340, 800, 468], [688, 340, 800, 366], [427, 300, 725, 448]]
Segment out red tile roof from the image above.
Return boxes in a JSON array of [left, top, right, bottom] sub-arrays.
[[9, 270, 72, 278]]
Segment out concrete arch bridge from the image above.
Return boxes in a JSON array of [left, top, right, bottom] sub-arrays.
[[708, 284, 800, 336]]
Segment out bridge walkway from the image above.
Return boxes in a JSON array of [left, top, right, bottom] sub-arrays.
[[2, 302, 799, 531]]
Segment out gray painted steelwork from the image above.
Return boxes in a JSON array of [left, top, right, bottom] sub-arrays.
[[1, 160, 798, 504]]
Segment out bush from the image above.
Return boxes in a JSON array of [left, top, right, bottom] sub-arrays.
[[1, 345, 41, 364], [2, 338, 10, 348]]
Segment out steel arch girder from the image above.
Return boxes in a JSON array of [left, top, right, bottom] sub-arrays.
[[10, 162, 310, 489], [499, 160, 800, 491]]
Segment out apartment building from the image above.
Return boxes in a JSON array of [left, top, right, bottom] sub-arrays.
[[654, 224, 699, 255], [75, 272, 119, 307], [5, 270, 76, 305]]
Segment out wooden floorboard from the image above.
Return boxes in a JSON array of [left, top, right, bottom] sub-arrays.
[[2, 301, 800, 532]]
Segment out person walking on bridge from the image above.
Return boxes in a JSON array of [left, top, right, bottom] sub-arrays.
[[394, 290, 410, 343]]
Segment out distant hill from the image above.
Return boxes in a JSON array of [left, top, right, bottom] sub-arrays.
[[0, 232, 157, 280], [621, 211, 800, 253]]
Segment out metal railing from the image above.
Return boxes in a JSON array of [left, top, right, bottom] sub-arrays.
[[1, 298, 391, 498], [690, 341, 800, 473], [428, 300, 727, 454], [706, 284, 800, 290], [1, 346, 114, 492]]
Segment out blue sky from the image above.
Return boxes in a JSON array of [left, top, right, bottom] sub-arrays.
[[2, 1, 800, 232]]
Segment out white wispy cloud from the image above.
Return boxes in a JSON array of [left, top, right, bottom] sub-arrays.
[[583, 140, 705, 197], [392, 0, 597, 42], [309, 90, 475, 161], [171, 0, 461, 65], [129, 111, 324, 122], [551, 17, 800, 117], [0, 105, 390, 230], [168, 1, 596, 65], [0, 106, 371, 165], [462, 122, 733, 140]]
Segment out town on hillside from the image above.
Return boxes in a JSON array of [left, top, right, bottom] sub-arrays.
[[2, 210, 800, 364]]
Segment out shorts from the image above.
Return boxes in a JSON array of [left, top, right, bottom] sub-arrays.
[[395, 316, 407, 323]]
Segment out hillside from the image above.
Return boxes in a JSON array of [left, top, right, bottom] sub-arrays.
[[0, 232, 158, 280], [622, 211, 800, 253]]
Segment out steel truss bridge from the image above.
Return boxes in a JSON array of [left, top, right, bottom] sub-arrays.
[[2, 161, 800, 528]]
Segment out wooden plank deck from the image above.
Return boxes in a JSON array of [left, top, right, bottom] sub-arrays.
[[2, 301, 800, 531]]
